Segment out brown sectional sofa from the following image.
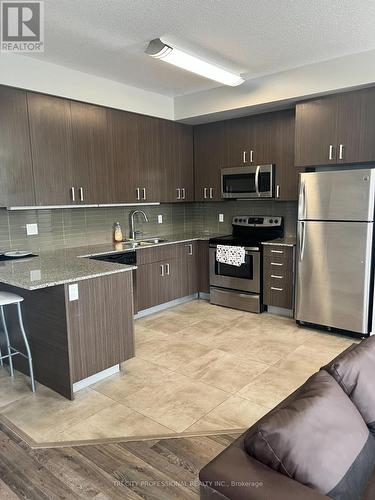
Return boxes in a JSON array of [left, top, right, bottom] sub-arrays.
[[199, 337, 375, 500]]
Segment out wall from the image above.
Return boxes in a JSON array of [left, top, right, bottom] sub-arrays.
[[0, 201, 297, 252], [0, 55, 174, 120], [175, 49, 375, 122]]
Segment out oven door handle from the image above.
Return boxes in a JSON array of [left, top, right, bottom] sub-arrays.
[[255, 165, 261, 197]]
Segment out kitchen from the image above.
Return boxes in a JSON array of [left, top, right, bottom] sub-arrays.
[[1, 2, 375, 497]]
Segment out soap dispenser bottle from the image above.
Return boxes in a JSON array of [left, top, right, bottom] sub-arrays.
[[113, 222, 123, 243]]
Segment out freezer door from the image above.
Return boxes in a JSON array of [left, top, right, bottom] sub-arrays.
[[296, 221, 373, 334], [298, 169, 375, 221]]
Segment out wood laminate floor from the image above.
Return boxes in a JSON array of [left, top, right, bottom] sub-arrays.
[[0, 422, 238, 500]]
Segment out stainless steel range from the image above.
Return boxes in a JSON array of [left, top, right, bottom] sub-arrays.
[[209, 216, 283, 313]]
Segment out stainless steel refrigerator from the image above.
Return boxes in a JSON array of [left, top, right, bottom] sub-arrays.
[[296, 168, 375, 336]]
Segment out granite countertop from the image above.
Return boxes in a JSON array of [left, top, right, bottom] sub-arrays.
[[0, 233, 217, 291], [261, 236, 296, 247]]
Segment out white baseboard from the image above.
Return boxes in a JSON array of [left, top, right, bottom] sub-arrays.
[[73, 364, 120, 393], [135, 294, 199, 319]]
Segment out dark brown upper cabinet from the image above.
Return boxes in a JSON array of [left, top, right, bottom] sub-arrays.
[[0, 86, 35, 207], [295, 87, 375, 167], [28, 92, 76, 206], [194, 121, 227, 201], [161, 120, 194, 202], [70, 101, 113, 204]]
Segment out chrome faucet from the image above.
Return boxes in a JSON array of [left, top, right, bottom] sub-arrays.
[[129, 209, 149, 240]]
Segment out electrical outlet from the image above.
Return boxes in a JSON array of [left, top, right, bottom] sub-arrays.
[[158, 215, 163, 224], [26, 223, 38, 235], [68, 284, 79, 301], [219, 214, 224, 223], [30, 269, 41, 281]]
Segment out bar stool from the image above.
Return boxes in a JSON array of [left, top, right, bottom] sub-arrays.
[[0, 292, 35, 392]]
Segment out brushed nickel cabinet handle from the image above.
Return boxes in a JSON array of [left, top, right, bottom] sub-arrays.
[[328, 145, 334, 160], [276, 185, 280, 198], [271, 275, 283, 279], [250, 150, 254, 163], [79, 187, 84, 202], [204, 187, 208, 199], [271, 249, 283, 254], [142, 188, 146, 200], [242, 151, 247, 163], [176, 188, 181, 200], [165, 263, 170, 275], [209, 187, 214, 199], [271, 262, 283, 266], [160, 264, 164, 277], [271, 286, 283, 291], [70, 187, 76, 202], [339, 144, 344, 160], [136, 188, 140, 200], [182, 188, 186, 199], [186, 243, 193, 255]]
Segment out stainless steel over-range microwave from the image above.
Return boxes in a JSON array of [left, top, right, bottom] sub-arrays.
[[221, 164, 274, 199]]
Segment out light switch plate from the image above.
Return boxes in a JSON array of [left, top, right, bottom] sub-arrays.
[[219, 214, 224, 223], [26, 223, 38, 235], [158, 215, 163, 224], [68, 283, 79, 301]]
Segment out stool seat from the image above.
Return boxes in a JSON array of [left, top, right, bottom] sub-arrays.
[[0, 292, 24, 306]]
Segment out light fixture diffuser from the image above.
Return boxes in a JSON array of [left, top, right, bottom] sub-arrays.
[[146, 38, 244, 87]]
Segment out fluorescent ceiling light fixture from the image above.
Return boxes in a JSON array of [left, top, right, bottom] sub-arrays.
[[145, 38, 245, 87]]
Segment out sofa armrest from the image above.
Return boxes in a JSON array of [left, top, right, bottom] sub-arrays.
[[199, 444, 329, 500]]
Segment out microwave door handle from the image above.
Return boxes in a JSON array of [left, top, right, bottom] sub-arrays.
[[255, 165, 261, 197]]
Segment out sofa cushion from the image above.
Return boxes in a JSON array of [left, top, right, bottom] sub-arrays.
[[244, 370, 375, 500], [323, 337, 375, 431]]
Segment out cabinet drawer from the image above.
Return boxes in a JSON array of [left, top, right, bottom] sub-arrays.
[[263, 245, 295, 310], [136, 241, 196, 265]]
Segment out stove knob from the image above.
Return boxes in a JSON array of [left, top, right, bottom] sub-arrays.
[[269, 219, 273, 224], [274, 219, 279, 224]]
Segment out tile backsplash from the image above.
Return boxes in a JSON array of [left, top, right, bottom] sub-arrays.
[[0, 201, 297, 252]]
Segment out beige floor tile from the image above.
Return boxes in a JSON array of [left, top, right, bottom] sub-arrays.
[[273, 342, 348, 379], [92, 357, 175, 401], [237, 366, 308, 408], [122, 374, 229, 432], [0, 368, 32, 409], [174, 320, 236, 346], [63, 402, 174, 440], [187, 396, 270, 432], [179, 349, 269, 393], [135, 336, 213, 371], [0, 384, 114, 442]]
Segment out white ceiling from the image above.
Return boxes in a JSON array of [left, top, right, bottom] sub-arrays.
[[29, 0, 375, 98]]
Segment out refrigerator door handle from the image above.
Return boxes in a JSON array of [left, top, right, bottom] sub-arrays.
[[299, 221, 306, 261], [298, 179, 306, 219]]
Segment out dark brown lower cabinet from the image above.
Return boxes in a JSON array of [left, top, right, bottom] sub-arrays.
[[0, 272, 134, 400], [262, 245, 295, 310], [197, 241, 210, 293], [136, 241, 199, 312]]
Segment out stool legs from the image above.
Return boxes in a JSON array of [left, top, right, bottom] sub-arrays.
[[0, 306, 14, 377], [16, 303, 35, 393]]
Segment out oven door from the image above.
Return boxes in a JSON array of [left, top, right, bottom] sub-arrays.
[[209, 246, 260, 293], [221, 165, 274, 199]]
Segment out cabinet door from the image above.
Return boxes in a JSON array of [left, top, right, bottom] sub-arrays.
[[109, 109, 142, 203], [295, 96, 338, 167], [179, 242, 198, 296], [226, 116, 255, 166], [28, 93, 75, 205], [136, 261, 165, 311], [66, 273, 134, 382], [162, 121, 194, 202], [194, 121, 227, 201], [272, 110, 300, 201], [337, 87, 375, 164], [137, 115, 163, 203], [0, 86, 35, 207], [70, 101, 112, 204]]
